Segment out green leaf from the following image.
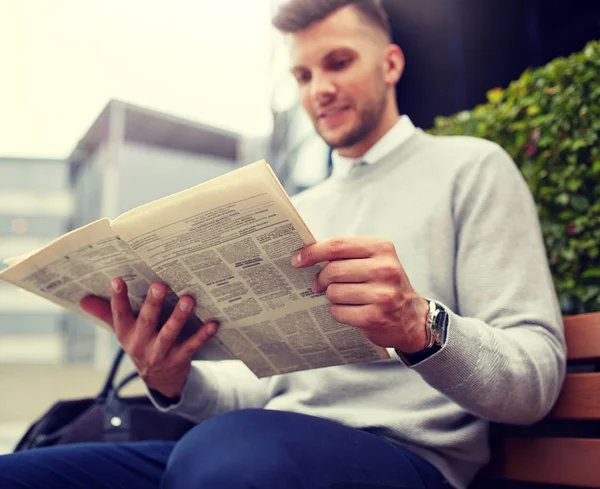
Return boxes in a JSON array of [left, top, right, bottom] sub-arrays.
[[571, 195, 590, 212], [487, 88, 504, 104], [567, 178, 582, 192], [561, 249, 577, 262], [556, 193, 569, 206], [582, 286, 600, 302], [585, 44, 596, 58], [456, 111, 471, 123], [582, 269, 600, 279]]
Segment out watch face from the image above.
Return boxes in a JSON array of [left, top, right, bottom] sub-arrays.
[[433, 310, 449, 344]]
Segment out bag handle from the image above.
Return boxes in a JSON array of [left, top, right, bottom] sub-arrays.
[[115, 371, 140, 393], [106, 371, 140, 405], [98, 347, 142, 404], [97, 348, 126, 402]]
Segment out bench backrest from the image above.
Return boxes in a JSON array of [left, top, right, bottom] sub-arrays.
[[483, 312, 600, 488]]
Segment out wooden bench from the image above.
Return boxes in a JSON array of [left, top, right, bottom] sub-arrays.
[[472, 311, 600, 488]]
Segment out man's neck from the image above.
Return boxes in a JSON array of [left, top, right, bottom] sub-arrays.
[[337, 106, 401, 158]]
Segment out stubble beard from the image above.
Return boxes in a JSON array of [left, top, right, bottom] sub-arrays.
[[317, 91, 387, 150]]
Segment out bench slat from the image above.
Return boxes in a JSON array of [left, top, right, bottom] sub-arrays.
[[548, 372, 600, 420], [489, 437, 600, 487], [564, 312, 600, 362]]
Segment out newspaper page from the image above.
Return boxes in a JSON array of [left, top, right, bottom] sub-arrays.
[[111, 160, 389, 377], [0, 219, 233, 361]]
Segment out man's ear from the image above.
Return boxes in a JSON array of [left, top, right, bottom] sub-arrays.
[[384, 44, 405, 86]]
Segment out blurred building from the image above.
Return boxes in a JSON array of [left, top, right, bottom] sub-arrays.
[[268, 105, 331, 195], [0, 157, 73, 364]]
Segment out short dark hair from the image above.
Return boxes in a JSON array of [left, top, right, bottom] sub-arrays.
[[272, 0, 392, 41]]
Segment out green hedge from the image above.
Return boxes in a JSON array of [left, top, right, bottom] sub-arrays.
[[430, 40, 600, 314]]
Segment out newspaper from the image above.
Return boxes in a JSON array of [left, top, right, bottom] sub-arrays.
[[0, 161, 389, 376]]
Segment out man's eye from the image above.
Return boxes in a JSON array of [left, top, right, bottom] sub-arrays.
[[331, 58, 351, 71], [295, 72, 311, 84]]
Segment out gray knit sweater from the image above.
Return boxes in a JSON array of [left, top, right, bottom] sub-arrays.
[[151, 128, 566, 489]]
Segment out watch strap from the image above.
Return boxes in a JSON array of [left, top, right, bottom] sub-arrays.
[[396, 342, 442, 365]]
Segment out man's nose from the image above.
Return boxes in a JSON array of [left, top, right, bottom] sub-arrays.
[[310, 73, 336, 103]]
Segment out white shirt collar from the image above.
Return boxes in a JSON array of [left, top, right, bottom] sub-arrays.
[[331, 115, 416, 179]]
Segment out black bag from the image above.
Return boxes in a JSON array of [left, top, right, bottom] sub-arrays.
[[14, 348, 195, 451]]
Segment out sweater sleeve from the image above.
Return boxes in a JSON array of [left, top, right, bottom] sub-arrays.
[[147, 360, 270, 423], [411, 144, 566, 425]]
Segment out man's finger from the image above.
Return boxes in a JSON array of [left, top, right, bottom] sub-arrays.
[[135, 283, 168, 343], [292, 237, 382, 268], [325, 283, 383, 305], [313, 258, 375, 293], [110, 278, 135, 340], [330, 304, 381, 330], [80, 296, 113, 328], [172, 321, 219, 363], [152, 296, 195, 360]]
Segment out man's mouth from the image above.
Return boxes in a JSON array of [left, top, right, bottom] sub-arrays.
[[319, 106, 350, 119]]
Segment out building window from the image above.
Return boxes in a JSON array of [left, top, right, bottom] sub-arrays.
[[11, 218, 28, 235]]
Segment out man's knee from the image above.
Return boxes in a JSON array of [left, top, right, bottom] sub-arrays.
[[0, 452, 26, 488], [0, 449, 62, 489], [163, 409, 307, 489]]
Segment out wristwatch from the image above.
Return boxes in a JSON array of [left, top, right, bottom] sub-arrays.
[[396, 300, 449, 366]]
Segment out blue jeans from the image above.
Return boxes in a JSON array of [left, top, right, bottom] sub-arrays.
[[0, 409, 449, 489]]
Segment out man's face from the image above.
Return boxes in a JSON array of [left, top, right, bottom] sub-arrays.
[[287, 6, 391, 154]]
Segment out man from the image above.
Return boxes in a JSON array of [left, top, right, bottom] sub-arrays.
[[0, 1, 565, 488]]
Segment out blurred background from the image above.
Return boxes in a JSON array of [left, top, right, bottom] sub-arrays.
[[1, 0, 599, 453]]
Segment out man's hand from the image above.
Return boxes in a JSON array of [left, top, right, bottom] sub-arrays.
[[292, 237, 429, 353], [80, 277, 219, 398]]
